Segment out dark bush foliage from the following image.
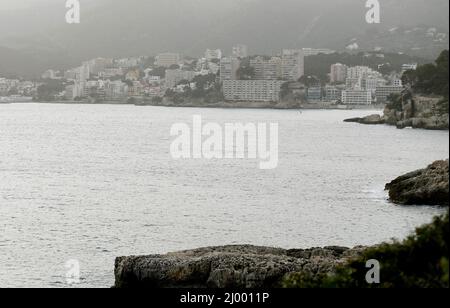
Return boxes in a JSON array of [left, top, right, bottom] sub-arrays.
[[284, 212, 449, 288]]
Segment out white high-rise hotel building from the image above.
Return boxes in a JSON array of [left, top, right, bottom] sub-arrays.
[[220, 57, 241, 81], [155, 53, 181, 68], [205, 49, 223, 61], [223, 80, 283, 102], [281, 49, 304, 81], [341, 89, 372, 105], [250, 56, 282, 80], [330, 63, 347, 83]]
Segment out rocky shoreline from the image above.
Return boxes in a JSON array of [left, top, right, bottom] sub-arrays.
[[344, 93, 449, 130], [114, 160, 449, 288], [114, 245, 366, 288]]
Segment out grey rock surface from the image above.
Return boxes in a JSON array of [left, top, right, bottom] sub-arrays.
[[386, 160, 449, 206], [114, 245, 365, 288]]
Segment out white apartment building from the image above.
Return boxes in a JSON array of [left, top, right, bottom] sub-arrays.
[[205, 49, 223, 61], [347, 66, 375, 79], [146, 75, 161, 84], [330, 63, 347, 83], [250, 56, 282, 80], [307, 86, 322, 101], [375, 86, 404, 103], [220, 57, 240, 81], [98, 68, 124, 79], [115, 57, 140, 68], [67, 81, 85, 98], [346, 77, 361, 89], [105, 80, 128, 99], [76, 62, 90, 82], [165, 69, 196, 88], [281, 49, 304, 81], [325, 86, 343, 102], [302, 48, 335, 56], [361, 78, 379, 93], [223, 80, 283, 102], [341, 89, 372, 105], [402, 63, 418, 73], [155, 53, 181, 68], [345, 65, 385, 94]]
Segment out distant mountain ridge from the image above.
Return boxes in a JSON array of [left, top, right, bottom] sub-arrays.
[[0, 0, 448, 77]]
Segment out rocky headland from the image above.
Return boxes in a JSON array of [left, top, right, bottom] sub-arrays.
[[345, 50, 449, 130], [344, 92, 449, 130]]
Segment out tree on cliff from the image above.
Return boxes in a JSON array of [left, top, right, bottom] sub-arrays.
[[402, 50, 449, 97], [401, 50, 449, 115]]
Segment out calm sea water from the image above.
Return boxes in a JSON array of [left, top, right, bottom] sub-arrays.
[[0, 103, 448, 288]]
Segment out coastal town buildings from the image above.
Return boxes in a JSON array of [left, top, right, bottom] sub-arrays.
[[302, 48, 335, 56], [307, 86, 322, 101], [205, 49, 223, 61], [222, 80, 283, 102], [325, 85, 343, 102], [281, 49, 304, 81], [115, 57, 140, 68], [402, 63, 418, 73], [155, 53, 181, 68], [0, 78, 37, 98], [165, 69, 196, 88], [220, 57, 240, 81], [250, 56, 282, 80], [341, 89, 372, 105], [346, 66, 378, 79], [4, 43, 408, 106], [330, 63, 347, 83], [375, 85, 404, 103]]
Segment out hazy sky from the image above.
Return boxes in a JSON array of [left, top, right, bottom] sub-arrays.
[[0, 0, 38, 10], [0, 0, 88, 10], [1, 0, 241, 10], [0, 0, 448, 77]]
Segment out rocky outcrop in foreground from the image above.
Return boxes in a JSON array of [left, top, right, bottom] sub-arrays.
[[114, 162, 448, 288], [386, 160, 449, 206], [114, 245, 364, 288]]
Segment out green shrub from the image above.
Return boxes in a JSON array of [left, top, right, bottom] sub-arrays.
[[284, 212, 449, 288]]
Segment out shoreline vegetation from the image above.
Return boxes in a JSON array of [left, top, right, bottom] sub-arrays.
[[114, 160, 449, 289]]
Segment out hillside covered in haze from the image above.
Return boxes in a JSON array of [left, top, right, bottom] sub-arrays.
[[0, 0, 448, 77]]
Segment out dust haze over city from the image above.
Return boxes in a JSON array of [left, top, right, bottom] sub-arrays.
[[0, 0, 449, 292]]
